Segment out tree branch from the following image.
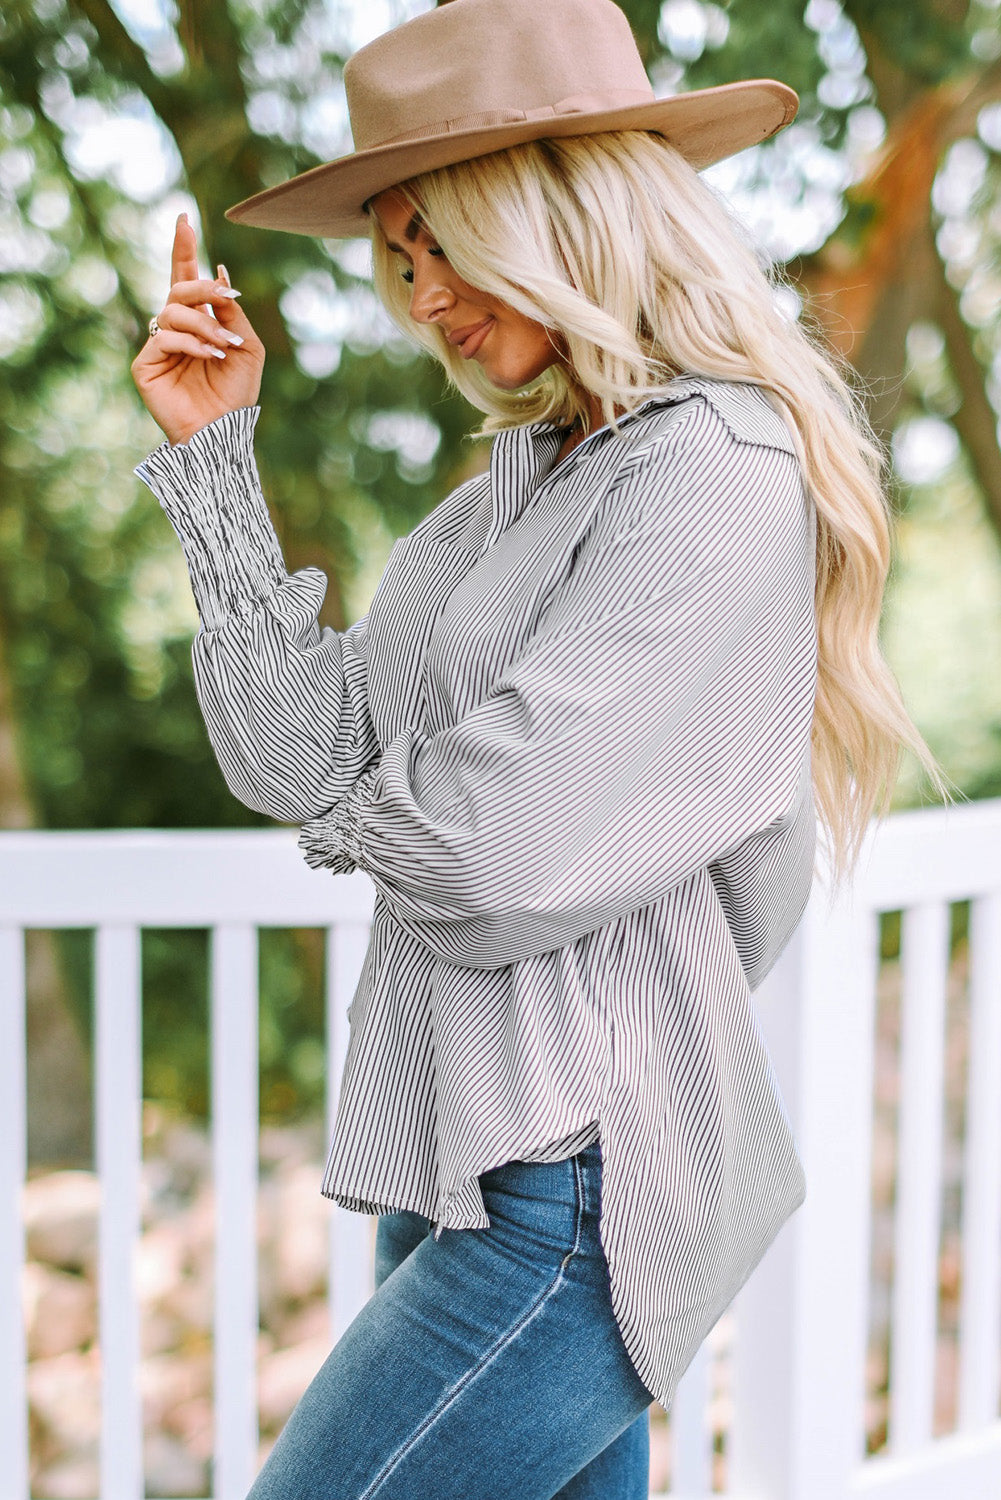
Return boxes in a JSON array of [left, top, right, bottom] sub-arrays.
[[31, 107, 152, 337], [67, 0, 178, 123], [176, 0, 250, 108], [934, 249, 1001, 540]]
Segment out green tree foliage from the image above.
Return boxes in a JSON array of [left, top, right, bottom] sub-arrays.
[[0, 0, 482, 836]]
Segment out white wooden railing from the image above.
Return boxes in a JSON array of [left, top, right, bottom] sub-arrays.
[[1, 802, 1000, 1500], [738, 799, 1001, 1500]]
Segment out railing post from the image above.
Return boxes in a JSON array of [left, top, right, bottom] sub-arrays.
[[95, 923, 144, 1500], [669, 1336, 713, 1495], [211, 923, 259, 1500], [730, 886, 880, 1500], [889, 902, 950, 1451], [0, 926, 28, 1500], [326, 920, 373, 1342], [958, 893, 1001, 1430]]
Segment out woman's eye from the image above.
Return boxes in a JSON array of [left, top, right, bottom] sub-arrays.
[[400, 245, 445, 283]]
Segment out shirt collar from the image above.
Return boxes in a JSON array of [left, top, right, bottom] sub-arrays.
[[486, 381, 706, 551], [532, 382, 706, 453]]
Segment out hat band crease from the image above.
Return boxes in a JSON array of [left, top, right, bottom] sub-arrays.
[[370, 89, 656, 149]]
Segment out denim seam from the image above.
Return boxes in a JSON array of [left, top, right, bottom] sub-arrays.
[[360, 1158, 586, 1500]]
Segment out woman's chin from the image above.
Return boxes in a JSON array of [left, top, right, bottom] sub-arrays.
[[483, 366, 553, 394]]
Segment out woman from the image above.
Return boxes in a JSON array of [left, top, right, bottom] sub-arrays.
[[131, 1, 941, 1495]]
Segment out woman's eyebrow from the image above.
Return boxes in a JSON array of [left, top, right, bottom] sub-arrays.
[[384, 212, 425, 255]]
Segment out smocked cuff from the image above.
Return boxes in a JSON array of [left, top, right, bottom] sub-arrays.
[[134, 406, 287, 630], [298, 767, 380, 874]]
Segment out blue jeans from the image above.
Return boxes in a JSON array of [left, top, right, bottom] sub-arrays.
[[247, 1139, 653, 1498]]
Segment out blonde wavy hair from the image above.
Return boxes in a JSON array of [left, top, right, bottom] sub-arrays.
[[369, 130, 947, 883]]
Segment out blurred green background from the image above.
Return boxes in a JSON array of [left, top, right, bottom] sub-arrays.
[[2, 0, 1000, 1159]]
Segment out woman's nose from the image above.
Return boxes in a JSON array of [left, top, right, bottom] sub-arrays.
[[409, 261, 454, 325]]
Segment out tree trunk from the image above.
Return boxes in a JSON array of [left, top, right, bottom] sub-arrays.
[[0, 606, 93, 1167]]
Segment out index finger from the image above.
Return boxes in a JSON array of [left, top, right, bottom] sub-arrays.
[[170, 212, 200, 289]]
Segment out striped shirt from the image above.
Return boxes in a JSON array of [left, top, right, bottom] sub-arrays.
[[135, 374, 817, 1409]]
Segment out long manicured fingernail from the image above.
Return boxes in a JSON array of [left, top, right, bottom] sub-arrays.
[[200, 342, 226, 359], [223, 331, 244, 346], [216, 263, 231, 287], [215, 286, 242, 299], [176, 212, 188, 227]]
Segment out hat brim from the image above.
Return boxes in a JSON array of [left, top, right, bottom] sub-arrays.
[[225, 79, 797, 238]]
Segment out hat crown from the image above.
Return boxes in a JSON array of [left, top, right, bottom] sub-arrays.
[[344, 0, 654, 153], [225, 0, 797, 237]]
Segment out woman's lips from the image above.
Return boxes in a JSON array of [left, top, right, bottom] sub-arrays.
[[450, 317, 494, 359]]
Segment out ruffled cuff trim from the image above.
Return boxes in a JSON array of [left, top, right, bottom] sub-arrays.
[[134, 406, 287, 630], [298, 768, 380, 874]]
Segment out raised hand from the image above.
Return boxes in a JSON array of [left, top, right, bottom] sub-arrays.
[[131, 213, 265, 447]]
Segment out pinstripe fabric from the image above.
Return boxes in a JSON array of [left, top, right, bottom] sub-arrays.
[[135, 375, 817, 1408]]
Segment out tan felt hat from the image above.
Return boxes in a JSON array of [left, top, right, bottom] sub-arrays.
[[225, 0, 798, 239]]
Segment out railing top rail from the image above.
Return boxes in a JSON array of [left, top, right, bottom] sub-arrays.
[[2, 795, 1001, 927], [822, 796, 1001, 911], [0, 829, 375, 926]]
